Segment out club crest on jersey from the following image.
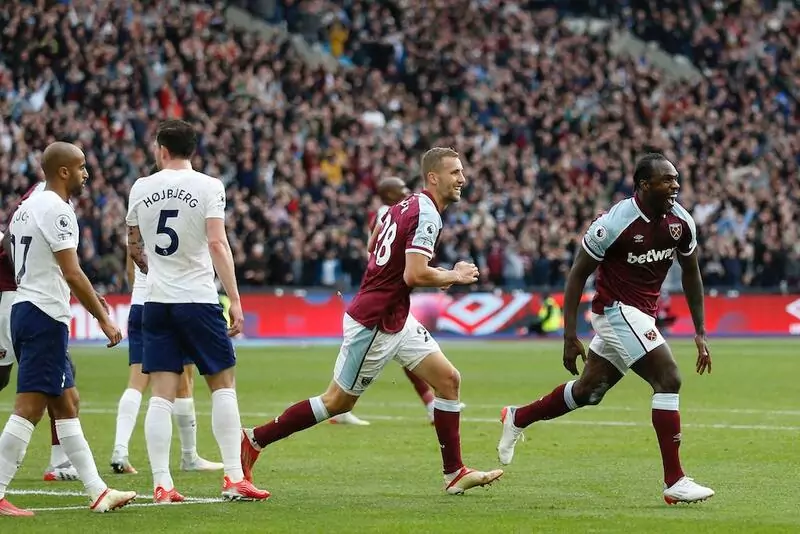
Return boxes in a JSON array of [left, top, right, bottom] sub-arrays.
[[0, 350, 5, 360], [643, 329, 658, 342], [669, 223, 682, 241]]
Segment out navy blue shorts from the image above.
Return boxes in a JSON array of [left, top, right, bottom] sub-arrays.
[[142, 303, 235, 376], [129, 304, 192, 367], [11, 302, 74, 396]]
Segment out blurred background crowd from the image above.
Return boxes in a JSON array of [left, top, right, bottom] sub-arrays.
[[0, 0, 797, 293]]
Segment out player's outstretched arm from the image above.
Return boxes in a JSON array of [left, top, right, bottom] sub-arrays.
[[403, 253, 477, 288], [127, 225, 148, 274], [677, 249, 711, 374], [562, 247, 599, 375], [54, 248, 122, 347], [206, 218, 243, 336]]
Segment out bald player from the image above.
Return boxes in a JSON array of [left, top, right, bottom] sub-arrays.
[[329, 177, 447, 427], [0, 176, 82, 483], [0, 142, 136, 516]]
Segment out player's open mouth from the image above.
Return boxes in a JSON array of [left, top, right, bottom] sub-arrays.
[[667, 193, 677, 206]]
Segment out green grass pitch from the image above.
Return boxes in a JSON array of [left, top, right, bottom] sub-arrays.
[[2, 339, 799, 533]]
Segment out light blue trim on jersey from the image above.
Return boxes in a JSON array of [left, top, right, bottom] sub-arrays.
[[339, 323, 379, 390], [582, 198, 642, 261], [670, 202, 698, 256], [604, 303, 648, 360]]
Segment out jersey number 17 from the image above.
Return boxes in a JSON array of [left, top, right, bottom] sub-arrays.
[[10, 234, 32, 285]]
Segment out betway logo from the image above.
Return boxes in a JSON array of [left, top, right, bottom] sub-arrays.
[[627, 248, 676, 264]]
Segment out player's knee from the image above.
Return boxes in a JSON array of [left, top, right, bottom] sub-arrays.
[[432, 366, 460, 399], [651, 369, 681, 394]]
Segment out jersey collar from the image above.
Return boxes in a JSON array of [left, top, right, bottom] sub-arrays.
[[421, 190, 442, 213], [632, 194, 653, 223]]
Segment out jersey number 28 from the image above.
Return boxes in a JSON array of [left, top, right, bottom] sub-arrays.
[[156, 209, 179, 256], [374, 213, 397, 267]]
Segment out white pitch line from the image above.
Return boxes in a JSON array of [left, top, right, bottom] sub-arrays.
[[59, 407, 800, 432], [27, 498, 223, 512], [38, 400, 800, 418]]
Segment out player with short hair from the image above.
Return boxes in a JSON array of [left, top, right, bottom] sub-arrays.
[[0, 142, 136, 516], [110, 251, 224, 475], [241, 148, 504, 495], [126, 119, 269, 503], [497, 153, 715, 504], [0, 179, 82, 483], [330, 176, 440, 426]]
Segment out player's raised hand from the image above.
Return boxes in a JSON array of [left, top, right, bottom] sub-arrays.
[[452, 261, 479, 285], [227, 300, 244, 338], [694, 334, 712, 375], [100, 319, 123, 348], [562, 335, 586, 376]]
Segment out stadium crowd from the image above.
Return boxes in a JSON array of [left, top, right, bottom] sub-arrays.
[[0, 0, 797, 293]]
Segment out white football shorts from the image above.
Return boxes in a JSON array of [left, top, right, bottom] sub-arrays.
[[333, 312, 440, 396], [589, 302, 665, 374]]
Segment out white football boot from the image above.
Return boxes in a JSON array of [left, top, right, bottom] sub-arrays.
[[181, 455, 224, 471], [90, 488, 137, 513], [444, 466, 504, 495], [663, 476, 715, 504], [329, 412, 370, 426], [497, 406, 525, 465]]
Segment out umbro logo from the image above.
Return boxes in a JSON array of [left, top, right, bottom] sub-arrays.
[[634, 234, 644, 243]]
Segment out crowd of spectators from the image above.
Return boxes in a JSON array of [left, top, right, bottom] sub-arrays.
[[0, 0, 798, 293]]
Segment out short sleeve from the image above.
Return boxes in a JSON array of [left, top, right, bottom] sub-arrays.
[[41, 203, 78, 253], [677, 214, 697, 256], [126, 182, 140, 226], [582, 214, 614, 261], [406, 206, 441, 259], [205, 179, 226, 219]]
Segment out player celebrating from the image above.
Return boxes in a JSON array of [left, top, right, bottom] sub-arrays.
[[330, 176, 443, 426], [0, 179, 82, 482], [110, 252, 224, 475], [0, 142, 136, 516], [497, 153, 715, 504], [241, 148, 504, 495], [126, 120, 268, 503]]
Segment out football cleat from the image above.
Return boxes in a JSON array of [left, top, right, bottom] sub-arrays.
[[154, 486, 186, 504], [110, 452, 138, 475], [43, 462, 80, 481], [444, 466, 504, 495], [329, 412, 370, 426], [90, 488, 137, 513], [221, 476, 270, 501], [663, 476, 715, 504], [497, 406, 525, 465], [240, 428, 261, 483], [0, 498, 34, 516], [181, 455, 224, 472]]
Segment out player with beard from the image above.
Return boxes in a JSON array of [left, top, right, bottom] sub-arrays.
[[497, 153, 714, 505]]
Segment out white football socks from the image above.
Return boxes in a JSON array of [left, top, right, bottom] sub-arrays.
[[173, 397, 198, 461], [55, 418, 107, 500], [114, 388, 142, 456], [145, 397, 174, 490], [0, 415, 34, 500], [211, 388, 244, 483], [49, 444, 69, 467]]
